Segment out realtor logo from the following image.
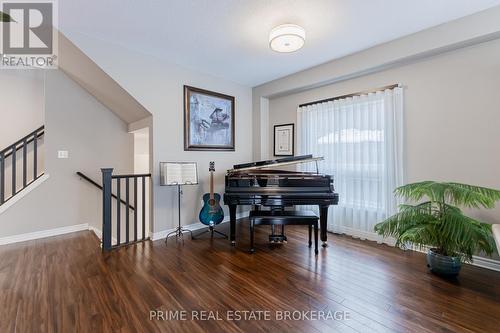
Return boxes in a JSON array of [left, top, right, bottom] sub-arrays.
[[1, 0, 58, 68]]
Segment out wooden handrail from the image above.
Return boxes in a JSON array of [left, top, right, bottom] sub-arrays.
[[0, 126, 44, 156], [0, 126, 45, 204], [111, 173, 151, 179], [76, 171, 135, 211], [100, 169, 151, 250]]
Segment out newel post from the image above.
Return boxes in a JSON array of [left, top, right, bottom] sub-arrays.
[[101, 168, 113, 251]]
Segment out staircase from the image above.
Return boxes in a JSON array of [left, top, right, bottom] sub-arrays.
[[0, 126, 45, 206], [77, 169, 151, 251]]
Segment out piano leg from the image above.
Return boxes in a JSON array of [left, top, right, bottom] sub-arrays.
[[319, 205, 329, 247], [229, 204, 237, 246]]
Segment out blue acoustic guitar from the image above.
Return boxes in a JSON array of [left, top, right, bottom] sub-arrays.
[[199, 161, 224, 228]]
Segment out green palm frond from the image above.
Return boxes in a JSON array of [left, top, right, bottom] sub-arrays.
[[443, 183, 500, 208], [0, 11, 15, 22], [374, 202, 437, 247], [394, 181, 443, 202], [398, 223, 439, 250], [376, 181, 500, 263], [395, 181, 500, 208], [439, 206, 496, 261]]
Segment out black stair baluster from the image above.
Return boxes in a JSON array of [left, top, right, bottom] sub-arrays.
[[22, 139, 27, 187], [116, 178, 121, 246], [12, 148, 16, 196], [0, 152, 4, 204], [0, 126, 45, 205], [79, 171, 151, 250], [33, 132, 38, 180], [142, 176, 146, 240], [126, 177, 130, 244], [134, 177, 138, 242], [101, 168, 113, 251]]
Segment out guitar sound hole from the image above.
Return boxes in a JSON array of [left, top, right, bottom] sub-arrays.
[[208, 199, 216, 206]]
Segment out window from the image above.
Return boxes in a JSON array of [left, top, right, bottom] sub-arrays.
[[297, 88, 404, 240]]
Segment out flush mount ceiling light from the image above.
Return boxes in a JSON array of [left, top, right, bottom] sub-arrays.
[[269, 24, 306, 53]]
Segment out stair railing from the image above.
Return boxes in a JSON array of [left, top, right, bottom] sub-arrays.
[[0, 126, 45, 205], [76, 171, 135, 210], [101, 168, 151, 251]]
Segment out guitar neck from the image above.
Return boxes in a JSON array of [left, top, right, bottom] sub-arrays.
[[210, 171, 214, 200]]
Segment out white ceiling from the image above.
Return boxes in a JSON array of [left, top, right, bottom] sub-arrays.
[[59, 0, 500, 87]]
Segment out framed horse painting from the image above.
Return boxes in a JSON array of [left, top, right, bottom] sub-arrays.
[[184, 85, 235, 151]]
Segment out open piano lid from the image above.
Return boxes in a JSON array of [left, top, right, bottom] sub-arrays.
[[229, 155, 324, 173]]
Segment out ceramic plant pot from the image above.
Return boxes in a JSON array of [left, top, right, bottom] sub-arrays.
[[427, 248, 461, 277]]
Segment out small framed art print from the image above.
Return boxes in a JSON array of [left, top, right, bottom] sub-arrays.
[[274, 123, 294, 156]]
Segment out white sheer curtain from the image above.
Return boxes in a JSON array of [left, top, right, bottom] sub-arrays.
[[297, 88, 404, 242]]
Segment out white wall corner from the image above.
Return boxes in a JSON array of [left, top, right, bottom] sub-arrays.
[[89, 226, 119, 246], [89, 226, 102, 239], [260, 97, 270, 159], [0, 174, 50, 216], [128, 116, 153, 133]]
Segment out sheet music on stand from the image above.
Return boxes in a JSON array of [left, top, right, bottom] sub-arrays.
[[160, 162, 198, 186], [160, 162, 198, 244]]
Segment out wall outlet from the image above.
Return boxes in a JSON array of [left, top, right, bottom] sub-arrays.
[[58, 150, 69, 159]]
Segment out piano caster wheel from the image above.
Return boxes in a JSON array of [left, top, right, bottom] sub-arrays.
[[250, 248, 255, 254], [322, 242, 328, 248], [231, 241, 236, 246]]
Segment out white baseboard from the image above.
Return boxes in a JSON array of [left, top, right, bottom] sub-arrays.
[[471, 256, 500, 272], [89, 226, 118, 245], [89, 226, 102, 239], [151, 211, 249, 241], [330, 225, 396, 246], [0, 212, 249, 247], [391, 239, 500, 272], [0, 222, 89, 245], [0, 224, 112, 247], [330, 225, 500, 272], [0, 174, 50, 216], [2, 214, 499, 272]]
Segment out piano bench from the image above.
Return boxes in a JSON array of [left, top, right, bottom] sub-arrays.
[[248, 210, 319, 255]]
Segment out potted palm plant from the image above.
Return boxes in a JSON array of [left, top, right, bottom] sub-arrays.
[[374, 181, 500, 277], [1, 11, 14, 22]]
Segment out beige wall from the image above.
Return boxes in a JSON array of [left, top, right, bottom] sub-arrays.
[[253, 6, 500, 162], [254, 6, 500, 99], [133, 128, 150, 238], [66, 32, 254, 233], [267, 38, 500, 226], [1, 137, 45, 198], [0, 70, 45, 201], [0, 70, 44, 148], [0, 70, 134, 237]]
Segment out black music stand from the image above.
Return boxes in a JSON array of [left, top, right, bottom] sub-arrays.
[[160, 162, 198, 245]]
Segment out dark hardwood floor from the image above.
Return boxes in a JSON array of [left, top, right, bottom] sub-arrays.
[[1, 219, 499, 333]]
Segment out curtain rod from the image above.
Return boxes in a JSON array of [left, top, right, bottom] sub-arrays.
[[298, 83, 401, 108]]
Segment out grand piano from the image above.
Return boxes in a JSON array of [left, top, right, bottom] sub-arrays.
[[224, 155, 339, 247]]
